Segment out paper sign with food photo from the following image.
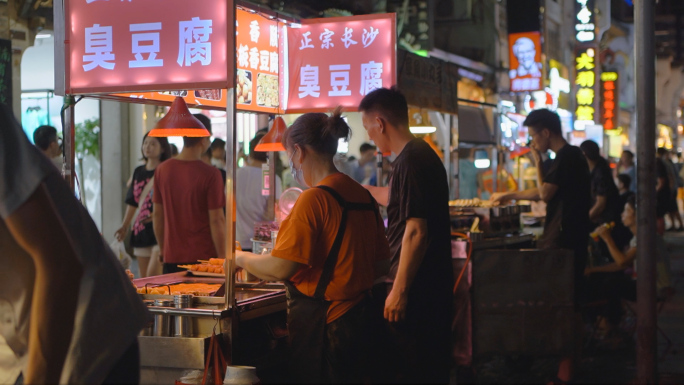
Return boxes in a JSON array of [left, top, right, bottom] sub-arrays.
[[236, 69, 253, 104], [235, 8, 282, 113]]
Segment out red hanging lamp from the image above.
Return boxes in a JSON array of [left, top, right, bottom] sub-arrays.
[[254, 116, 287, 152], [148, 97, 211, 137]]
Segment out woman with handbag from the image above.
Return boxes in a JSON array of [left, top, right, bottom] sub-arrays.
[[115, 132, 172, 277], [236, 107, 390, 383]]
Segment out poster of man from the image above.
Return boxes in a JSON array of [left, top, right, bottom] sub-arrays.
[[508, 31, 543, 92]]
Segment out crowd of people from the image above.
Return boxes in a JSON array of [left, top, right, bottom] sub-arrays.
[[2, 88, 682, 384]]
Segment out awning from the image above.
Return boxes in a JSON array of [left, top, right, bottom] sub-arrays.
[[458, 104, 495, 144]]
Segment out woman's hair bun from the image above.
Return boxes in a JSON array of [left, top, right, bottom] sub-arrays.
[[322, 106, 351, 141]]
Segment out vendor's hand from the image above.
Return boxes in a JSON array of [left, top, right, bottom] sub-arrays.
[[584, 267, 594, 276], [384, 287, 408, 323], [490, 192, 510, 206], [125, 269, 135, 281], [114, 226, 126, 242]]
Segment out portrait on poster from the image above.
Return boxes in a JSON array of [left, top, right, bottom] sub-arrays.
[[508, 32, 543, 92]]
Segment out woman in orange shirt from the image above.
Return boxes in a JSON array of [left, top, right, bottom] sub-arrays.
[[236, 107, 390, 383]]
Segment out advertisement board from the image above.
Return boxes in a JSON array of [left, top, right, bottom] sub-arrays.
[[508, 31, 543, 92], [600, 71, 618, 130], [235, 8, 282, 113], [58, 0, 233, 95], [285, 13, 396, 113]]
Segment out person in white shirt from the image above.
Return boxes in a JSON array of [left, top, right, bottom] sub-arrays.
[[0, 105, 147, 384], [236, 133, 282, 251]]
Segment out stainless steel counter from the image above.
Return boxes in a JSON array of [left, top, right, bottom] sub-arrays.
[[452, 233, 536, 259], [133, 272, 287, 384]]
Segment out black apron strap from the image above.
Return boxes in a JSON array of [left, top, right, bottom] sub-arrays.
[[313, 185, 382, 299], [314, 185, 348, 299]]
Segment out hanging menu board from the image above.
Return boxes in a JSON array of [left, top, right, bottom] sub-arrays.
[[235, 8, 282, 113], [56, 0, 233, 95], [284, 13, 396, 113]]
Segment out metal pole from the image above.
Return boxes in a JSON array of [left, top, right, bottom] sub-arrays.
[[225, 87, 236, 312], [267, 152, 276, 220], [63, 95, 76, 192], [635, 0, 657, 382]]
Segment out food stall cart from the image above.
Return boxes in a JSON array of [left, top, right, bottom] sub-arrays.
[[55, 0, 396, 382]]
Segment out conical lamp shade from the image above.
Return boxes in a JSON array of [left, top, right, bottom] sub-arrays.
[[255, 116, 287, 152], [148, 97, 211, 137]]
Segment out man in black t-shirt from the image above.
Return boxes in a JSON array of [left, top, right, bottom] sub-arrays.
[[360, 87, 453, 384], [491, 109, 591, 384], [580, 140, 621, 226]]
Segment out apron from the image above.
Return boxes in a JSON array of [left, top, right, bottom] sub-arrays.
[[285, 185, 379, 384]]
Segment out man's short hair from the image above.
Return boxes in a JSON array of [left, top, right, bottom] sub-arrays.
[[622, 150, 634, 160], [249, 133, 267, 163], [580, 140, 601, 162], [523, 109, 562, 137], [184, 114, 213, 147], [33, 125, 58, 151], [657, 147, 669, 157], [193, 113, 212, 132], [211, 138, 226, 152], [359, 143, 377, 154], [617, 173, 632, 189], [358, 86, 409, 129]]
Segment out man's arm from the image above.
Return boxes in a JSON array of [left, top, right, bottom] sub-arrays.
[[152, 203, 165, 260], [4, 184, 83, 384], [385, 217, 428, 323], [209, 208, 226, 258], [589, 195, 607, 223], [363, 185, 389, 206], [235, 251, 302, 281], [534, 154, 559, 202], [491, 187, 541, 205]]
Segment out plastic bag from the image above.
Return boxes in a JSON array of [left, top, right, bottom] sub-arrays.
[[109, 239, 132, 269], [176, 370, 209, 385]]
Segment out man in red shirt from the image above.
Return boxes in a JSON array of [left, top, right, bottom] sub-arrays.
[[152, 118, 226, 273]]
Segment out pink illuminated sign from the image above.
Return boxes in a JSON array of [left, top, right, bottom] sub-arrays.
[[285, 13, 396, 113], [59, 0, 233, 94]]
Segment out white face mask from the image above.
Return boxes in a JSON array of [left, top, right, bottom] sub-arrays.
[[288, 148, 307, 187], [211, 158, 225, 169]]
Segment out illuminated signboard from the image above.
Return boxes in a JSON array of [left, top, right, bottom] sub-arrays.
[[574, 47, 596, 130], [600, 72, 619, 130], [508, 31, 543, 92], [57, 0, 232, 95], [575, 0, 596, 43], [235, 8, 282, 113], [285, 13, 396, 113]]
